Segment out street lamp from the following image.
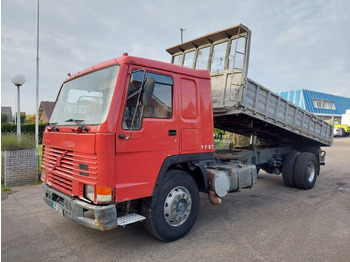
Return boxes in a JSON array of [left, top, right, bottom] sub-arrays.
[[11, 73, 25, 140]]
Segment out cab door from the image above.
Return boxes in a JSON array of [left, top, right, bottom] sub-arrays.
[[115, 67, 178, 202]]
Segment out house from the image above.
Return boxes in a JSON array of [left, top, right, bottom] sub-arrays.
[[1, 106, 14, 123], [38, 101, 55, 123], [276, 89, 350, 123]]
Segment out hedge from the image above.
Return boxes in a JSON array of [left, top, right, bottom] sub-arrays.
[[1, 123, 47, 143]]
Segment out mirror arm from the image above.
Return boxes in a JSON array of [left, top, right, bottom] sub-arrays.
[[124, 69, 147, 140], [125, 90, 144, 140]]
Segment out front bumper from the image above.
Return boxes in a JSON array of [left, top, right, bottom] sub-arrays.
[[43, 183, 117, 231]]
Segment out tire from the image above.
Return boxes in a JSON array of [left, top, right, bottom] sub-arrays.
[[142, 170, 200, 242], [294, 152, 319, 190], [282, 151, 300, 188]]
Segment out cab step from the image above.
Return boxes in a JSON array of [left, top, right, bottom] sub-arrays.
[[117, 213, 146, 226]]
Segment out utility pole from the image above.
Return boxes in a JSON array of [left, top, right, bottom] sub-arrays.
[[35, 0, 40, 149], [180, 28, 185, 43]]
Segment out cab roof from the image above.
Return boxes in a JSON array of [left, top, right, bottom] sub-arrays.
[[65, 53, 210, 83]]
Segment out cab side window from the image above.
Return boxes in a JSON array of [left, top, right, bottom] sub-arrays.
[[122, 70, 173, 130]]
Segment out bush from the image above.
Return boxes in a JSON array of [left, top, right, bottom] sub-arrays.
[[1, 123, 47, 143], [214, 128, 249, 150], [1, 114, 8, 123], [1, 133, 36, 150], [14, 112, 26, 124]]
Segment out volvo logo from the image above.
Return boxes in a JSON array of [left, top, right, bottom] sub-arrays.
[[55, 151, 67, 168]]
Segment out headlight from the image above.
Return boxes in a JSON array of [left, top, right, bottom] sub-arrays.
[[84, 184, 94, 201], [41, 168, 46, 181]]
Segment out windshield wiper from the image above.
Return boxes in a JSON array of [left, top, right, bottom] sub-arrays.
[[65, 119, 89, 132], [48, 122, 59, 131]]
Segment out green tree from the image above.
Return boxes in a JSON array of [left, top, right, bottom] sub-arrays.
[[14, 112, 26, 123], [1, 113, 8, 123], [26, 114, 36, 124]]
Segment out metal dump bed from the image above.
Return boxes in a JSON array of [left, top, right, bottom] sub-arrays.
[[213, 78, 333, 146], [167, 24, 333, 147]]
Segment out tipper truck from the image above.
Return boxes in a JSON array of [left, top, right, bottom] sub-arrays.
[[42, 24, 333, 242]]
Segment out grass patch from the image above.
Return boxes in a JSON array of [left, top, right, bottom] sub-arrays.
[[1, 184, 10, 192], [32, 180, 43, 185], [1, 133, 35, 150]]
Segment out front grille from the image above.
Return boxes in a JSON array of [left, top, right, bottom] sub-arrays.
[[43, 146, 98, 195], [50, 172, 73, 193]]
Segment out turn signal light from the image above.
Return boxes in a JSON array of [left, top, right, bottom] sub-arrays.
[[96, 186, 112, 203]]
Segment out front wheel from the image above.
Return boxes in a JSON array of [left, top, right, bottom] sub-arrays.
[[142, 170, 200, 242]]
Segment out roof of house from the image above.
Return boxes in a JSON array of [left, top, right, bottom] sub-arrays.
[[39, 101, 55, 119], [1, 106, 13, 122], [276, 89, 350, 115]]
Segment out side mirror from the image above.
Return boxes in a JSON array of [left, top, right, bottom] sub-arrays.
[[141, 78, 155, 105]]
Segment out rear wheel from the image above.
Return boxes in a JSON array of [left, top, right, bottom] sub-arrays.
[[282, 151, 300, 188], [294, 152, 319, 190], [142, 170, 200, 242]]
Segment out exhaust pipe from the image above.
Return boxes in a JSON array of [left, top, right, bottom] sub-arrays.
[[208, 190, 222, 205]]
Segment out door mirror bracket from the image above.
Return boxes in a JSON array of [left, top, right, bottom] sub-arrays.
[[141, 78, 155, 106]]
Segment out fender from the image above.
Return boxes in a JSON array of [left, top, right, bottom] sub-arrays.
[[150, 153, 215, 207]]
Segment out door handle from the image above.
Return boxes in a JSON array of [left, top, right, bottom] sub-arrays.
[[168, 130, 177, 136]]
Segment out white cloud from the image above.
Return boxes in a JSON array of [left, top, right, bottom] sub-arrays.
[[2, 0, 350, 114]]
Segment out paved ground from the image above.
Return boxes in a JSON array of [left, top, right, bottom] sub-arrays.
[[2, 137, 350, 262]]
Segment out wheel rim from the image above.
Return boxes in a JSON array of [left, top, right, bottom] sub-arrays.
[[307, 161, 316, 183], [164, 186, 192, 227]]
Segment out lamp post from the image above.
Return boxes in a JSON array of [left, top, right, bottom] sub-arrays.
[[11, 73, 25, 140], [35, 0, 40, 149]]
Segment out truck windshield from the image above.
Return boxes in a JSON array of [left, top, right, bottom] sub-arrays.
[[50, 65, 119, 126]]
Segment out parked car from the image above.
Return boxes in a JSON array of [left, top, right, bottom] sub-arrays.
[[334, 127, 344, 137], [334, 122, 350, 136], [325, 120, 349, 137]]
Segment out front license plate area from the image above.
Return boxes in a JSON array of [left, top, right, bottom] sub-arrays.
[[52, 201, 64, 216]]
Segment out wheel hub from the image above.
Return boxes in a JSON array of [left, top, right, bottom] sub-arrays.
[[307, 161, 316, 182], [164, 186, 192, 227]]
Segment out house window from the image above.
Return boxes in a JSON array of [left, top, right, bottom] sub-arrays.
[[312, 99, 336, 110]]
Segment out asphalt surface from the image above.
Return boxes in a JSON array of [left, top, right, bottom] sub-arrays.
[[2, 137, 350, 262]]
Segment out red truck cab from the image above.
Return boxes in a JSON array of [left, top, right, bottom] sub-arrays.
[[42, 53, 215, 239]]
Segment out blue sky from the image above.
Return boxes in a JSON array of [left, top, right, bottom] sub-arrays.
[[2, 0, 350, 114]]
